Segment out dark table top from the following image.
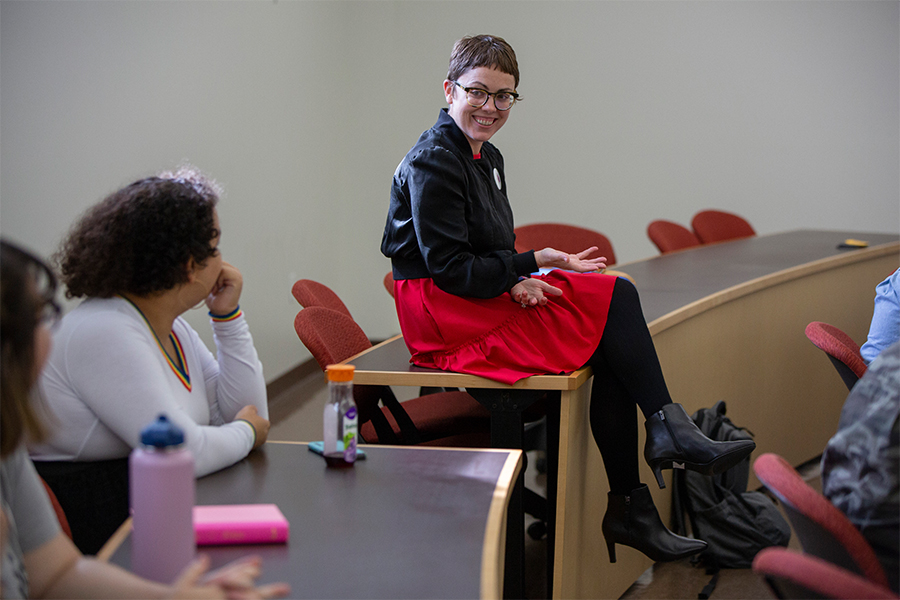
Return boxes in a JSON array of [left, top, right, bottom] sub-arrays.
[[109, 442, 521, 599], [614, 229, 898, 324]]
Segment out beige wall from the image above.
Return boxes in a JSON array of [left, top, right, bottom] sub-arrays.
[[2, 1, 898, 381]]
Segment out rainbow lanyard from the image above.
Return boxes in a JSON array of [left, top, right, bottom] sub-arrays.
[[120, 296, 191, 391]]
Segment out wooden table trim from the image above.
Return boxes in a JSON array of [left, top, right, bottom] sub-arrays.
[[97, 517, 132, 563], [343, 341, 593, 391], [480, 450, 523, 600]]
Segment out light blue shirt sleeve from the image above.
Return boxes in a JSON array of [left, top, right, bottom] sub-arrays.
[[860, 269, 900, 364]]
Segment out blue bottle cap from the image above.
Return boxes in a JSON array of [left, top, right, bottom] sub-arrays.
[[140, 414, 185, 448]]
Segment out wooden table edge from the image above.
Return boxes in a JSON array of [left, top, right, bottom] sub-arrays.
[[343, 340, 593, 391], [479, 449, 523, 600], [97, 516, 132, 563]]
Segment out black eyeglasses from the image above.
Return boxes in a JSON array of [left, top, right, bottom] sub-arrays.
[[452, 81, 520, 111]]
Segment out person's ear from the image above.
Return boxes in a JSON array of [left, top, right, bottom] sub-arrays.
[[185, 257, 199, 283], [443, 79, 455, 104]]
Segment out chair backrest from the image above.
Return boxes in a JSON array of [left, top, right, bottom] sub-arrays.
[[293, 306, 383, 426], [513, 222, 616, 266], [805, 321, 867, 391], [752, 453, 890, 587], [691, 210, 756, 244], [646, 220, 702, 254], [383, 272, 395, 298], [291, 279, 352, 318], [753, 547, 898, 599]]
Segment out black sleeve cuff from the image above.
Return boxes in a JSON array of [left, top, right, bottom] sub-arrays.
[[512, 251, 539, 277]]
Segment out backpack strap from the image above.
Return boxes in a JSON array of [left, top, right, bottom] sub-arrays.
[[698, 571, 720, 599]]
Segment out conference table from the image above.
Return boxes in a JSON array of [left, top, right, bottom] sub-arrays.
[[347, 229, 899, 599], [101, 441, 522, 600]]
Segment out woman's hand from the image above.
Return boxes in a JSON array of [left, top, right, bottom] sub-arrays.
[[235, 405, 270, 450], [535, 247, 607, 273], [510, 279, 563, 307], [206, 262, 243, 316], [173, 555, 290, 599]]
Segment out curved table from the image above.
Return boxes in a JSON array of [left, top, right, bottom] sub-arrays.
[[350, 229, 898, 598], [101, 442, 522, 600]]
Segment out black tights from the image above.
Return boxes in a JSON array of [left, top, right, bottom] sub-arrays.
[[587, 278, 673, 494]]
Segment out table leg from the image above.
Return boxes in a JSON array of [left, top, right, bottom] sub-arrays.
[[545, 393, 560, 597]]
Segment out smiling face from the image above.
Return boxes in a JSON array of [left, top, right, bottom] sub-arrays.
[[444, 66, 517, 156]]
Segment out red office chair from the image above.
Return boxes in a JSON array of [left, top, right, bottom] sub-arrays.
[[691, 210, 756, 244], [647, 220, 702, 254], [514, 222, 616, 266], [753, 453, 890, 588], [291, 279, 352, 319], [753, 548, 898, 599], [294, 306, 491, 446], [40, 476, 73, 540], [293, 284, 551, 534], [805, 322, 867, 391], [383, 272, 395, 298]]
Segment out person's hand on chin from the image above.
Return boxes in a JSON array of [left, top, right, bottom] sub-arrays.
[[205, 262, 243, 315]]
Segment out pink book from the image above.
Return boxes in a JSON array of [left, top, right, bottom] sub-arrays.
[[193, 504, 290, 546]]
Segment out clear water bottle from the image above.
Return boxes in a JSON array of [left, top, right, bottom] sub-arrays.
[[323, 364, 357, 467], [130, 414, 195, 582]]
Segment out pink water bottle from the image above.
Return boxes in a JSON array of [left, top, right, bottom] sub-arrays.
[[130, 414, 195, 583]]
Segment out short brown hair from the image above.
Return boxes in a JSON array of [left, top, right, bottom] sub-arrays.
[[448, 34, 519, 88]]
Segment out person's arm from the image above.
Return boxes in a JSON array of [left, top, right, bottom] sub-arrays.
[[860, 270, 900, 364], [197, 261, 268, 425], [408, 148, 536, 298], [25, 533, 178, 599], [196, 313, 267, 425], [5, 449, 283, 599], [61, 314, 255, 477], [25, 533, 289, 599]]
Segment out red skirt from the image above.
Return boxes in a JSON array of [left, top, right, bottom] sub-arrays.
[[394, 270, 617, 385]]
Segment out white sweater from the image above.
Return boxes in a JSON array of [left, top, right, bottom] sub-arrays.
[[29, 297, 267, 477]]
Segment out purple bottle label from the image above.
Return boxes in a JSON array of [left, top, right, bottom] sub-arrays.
[[342, 406, 358, 463], [343, 433, 357, 462]]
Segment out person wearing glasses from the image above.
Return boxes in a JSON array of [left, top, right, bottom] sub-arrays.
[[1, 240, 289, 599], [27, 166, 271, 556], [381, 34, 754, 564]]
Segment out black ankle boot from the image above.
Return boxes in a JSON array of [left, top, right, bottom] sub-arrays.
[[644, 403, 756, 489], [602, 484, 706, 563]]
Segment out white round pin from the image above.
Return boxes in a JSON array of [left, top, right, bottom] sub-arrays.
[[493, 168, 502, 190]]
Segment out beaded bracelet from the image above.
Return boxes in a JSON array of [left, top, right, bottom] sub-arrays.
[[210, 306, 242, 322]]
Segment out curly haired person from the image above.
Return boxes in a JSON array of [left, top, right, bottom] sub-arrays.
[[1, 240, 288, 599], [29, 167, 271, 555]]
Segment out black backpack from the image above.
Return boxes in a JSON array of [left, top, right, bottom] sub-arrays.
[[671, 401, 791, 594]]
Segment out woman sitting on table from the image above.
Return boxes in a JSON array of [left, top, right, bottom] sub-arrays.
[[381, 34, 755, 564], [29, 167, 271, 556], [1, 240, 288, 599]]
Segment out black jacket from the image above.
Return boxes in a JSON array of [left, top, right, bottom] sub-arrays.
[[381, 110, 537, 299]]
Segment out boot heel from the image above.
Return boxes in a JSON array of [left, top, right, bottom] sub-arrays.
[[652, 463, 666, 489], [602, 484, 707, 563]]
